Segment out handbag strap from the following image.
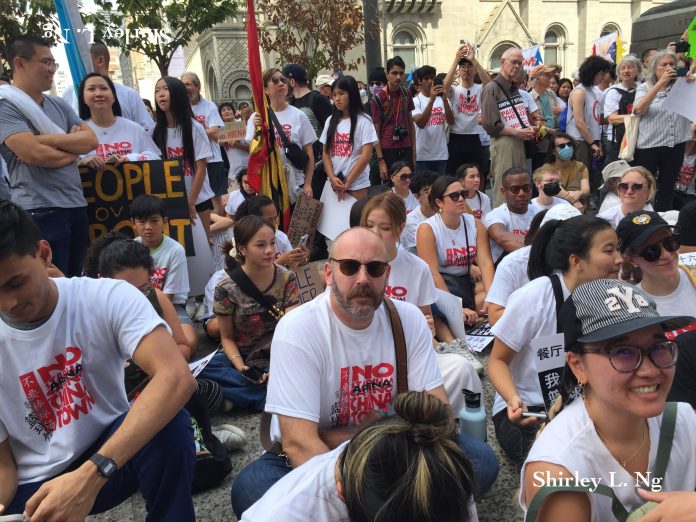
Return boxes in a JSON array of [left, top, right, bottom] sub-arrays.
[[229, 266, 285, 322], [525, 402, 679, 522], [493, 78, 528, 129], [384, 298, 408, 394], [268, 108, 292, 150], [549, 274, 564, 333], [462, 215, 472, 276]]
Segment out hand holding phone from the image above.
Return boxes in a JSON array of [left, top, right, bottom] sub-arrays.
[[298, 234, 309, 248], [242, 366, 265, 384], [522, 411, 547, 420]]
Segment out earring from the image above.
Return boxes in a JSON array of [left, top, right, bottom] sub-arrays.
[[578, 381, 587, 398]]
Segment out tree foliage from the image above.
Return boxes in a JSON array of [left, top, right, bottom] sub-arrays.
[[91, 0, 239, 76], [256, 0, 379, 82], [0, 0, 60, 75]]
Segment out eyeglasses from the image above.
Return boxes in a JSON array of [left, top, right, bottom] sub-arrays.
[[556, 142, 572, 149], [582, 340, 678, 373], [270, 75, 288, 85], [443, 190, 469, 202], [329, 258, 389, 278], [508, 60, 523, 66], [505, 184, 532, 194], [21, 57, 59, 71], [369, 81, 383, 87], [397, 173, 413, 181], [618, 182, 645, 192], [637, 236, 680, 262]]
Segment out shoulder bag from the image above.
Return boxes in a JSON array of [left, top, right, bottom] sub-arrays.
[[493, 78, 538, 159], [268, 107, 309, 171]]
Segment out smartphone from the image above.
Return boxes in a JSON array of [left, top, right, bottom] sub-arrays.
[[242, 366, 265, 384], [675, 66, 688, 77], [460, 38, 468, 46], [298, 234, 309, 248], [522, 411, 547, 420], [336, 171, 346, 182]]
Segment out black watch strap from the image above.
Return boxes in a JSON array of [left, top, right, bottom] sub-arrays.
[[90, 453, 118, 479]]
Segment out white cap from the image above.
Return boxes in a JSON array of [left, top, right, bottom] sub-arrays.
[[541, 204, 581, 226], [315, 74, 333, 87]]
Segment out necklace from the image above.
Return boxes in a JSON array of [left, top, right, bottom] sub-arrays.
[[594, 420, 647, 468]]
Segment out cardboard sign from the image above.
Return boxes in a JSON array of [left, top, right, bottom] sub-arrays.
[[466, 320, 495, 353], [211, 228, 234, 272], [288, 193, 324, 248], [317, 180, 357, 241], [80, 160, 194, 255], [292, 263, 326, 304], [531, 333, 574, 410], [189, 349, 219, 378], [186, 221, 216, 296], [680, 252, 696, 267], [218, 121, 247, 145]]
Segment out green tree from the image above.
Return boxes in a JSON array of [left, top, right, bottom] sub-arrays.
[[91, 0, 238, 76], [256, 0, 379, 82], [0, 0, 60, 75]]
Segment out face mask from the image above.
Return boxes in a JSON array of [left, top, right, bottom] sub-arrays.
[[359, 88, 367, 98], [542, 181, 561, 197], [370, 84, 382, 95], [556, 145, 574, 161]]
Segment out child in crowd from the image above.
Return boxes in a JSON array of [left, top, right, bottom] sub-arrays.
[[130, 194, 197, 353], [401, 170, 437, 253], [488, 215, 623, 463], [458, 163, 492, 220], [531, 166, 573, 210]]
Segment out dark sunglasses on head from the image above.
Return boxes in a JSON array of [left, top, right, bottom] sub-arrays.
[[443, 190, 469, 202], [637, 236, 680, 262], [582, 340, 678, 373], [397, 173, 413, 181], [618, 182, 644, 192], [270, 75, 288, 85], [330, 258, 389, 278], [505, 184, 532, 194]]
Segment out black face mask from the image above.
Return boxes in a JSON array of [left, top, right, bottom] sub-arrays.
[[542, 181, 561, 197]]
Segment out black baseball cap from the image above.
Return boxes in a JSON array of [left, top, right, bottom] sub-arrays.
[[616, 211, 672, 254], [282, 64, 308, 84], [676, 200, 696, 247]]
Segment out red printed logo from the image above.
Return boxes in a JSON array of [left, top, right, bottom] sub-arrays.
[[96, 141, 133, 159], [458, 92, 479, 114], [332, 363, 395, 427], [427, 106, 445, 127], [166, 147, 192, 176], [385, 285, 408, 301], [331, 132, 352, 158], [149, 266, 168, 290], [446, 245, 477, 266]]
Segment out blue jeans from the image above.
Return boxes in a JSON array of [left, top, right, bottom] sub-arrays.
[[28, 206, 89, 277], [5, 409, 195, 521], [415, 160, 448, 177], [198, 352, 267, 411], [230, 432, 498, 517]]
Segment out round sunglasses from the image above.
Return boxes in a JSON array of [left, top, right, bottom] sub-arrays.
[[581, 340, 678, 373], [330, 258, 389, 278], [504, 183, 532, 194], [395, 172, 413, 181], [618, 182, 645, 193], [270, 75, 288, 85], [636, 236, 680, 262], [443, 190, 468, 202]]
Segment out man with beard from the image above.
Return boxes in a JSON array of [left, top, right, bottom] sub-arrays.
[[230, 227, 498, 517]]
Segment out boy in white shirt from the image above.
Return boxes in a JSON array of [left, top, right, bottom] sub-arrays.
[[531, 165, 572, 210]]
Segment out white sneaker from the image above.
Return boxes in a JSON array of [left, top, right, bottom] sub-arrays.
[[194, 303, 209, 323], [212, 424, 247, 452], [185, 299, 200, 318], [449, 339, 485, 375]]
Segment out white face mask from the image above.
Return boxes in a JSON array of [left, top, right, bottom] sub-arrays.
[[359, 88, 367, 98]]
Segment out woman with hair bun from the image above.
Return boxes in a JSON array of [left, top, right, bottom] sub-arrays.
[[487, 215, 623, 463], [241, 390, 477, 522]]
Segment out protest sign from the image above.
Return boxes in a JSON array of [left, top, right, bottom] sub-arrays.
[[466, 320, 495, 353], [80, 160, 195, 255], [663, 78, 696, 124], [218, 121, 247, 145], [288, 193, 324, 248], [680, 252, 696, 267], [189, 349, 220, 378], [211, 228, 234, 272], [435, 289, 466, 340], [317, 180, 357, 241], [532, 333, 575, 410], [522, 45, 542, 72], [292, 263, 326, 304], [186, 221, 216, 296]]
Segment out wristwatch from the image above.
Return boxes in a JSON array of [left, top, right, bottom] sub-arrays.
[[90, 453, 118, 479]]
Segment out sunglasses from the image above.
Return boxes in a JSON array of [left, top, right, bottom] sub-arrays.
[[505, 184, 532, 194], [369, 81, 383, 87], [636, 236, 680, 262], [443, 190, 469, 202], [396, 173, 413, 181], [270, 75, 288, 85], [556, 142, 572, 149], [618, 182, 644, 192], [329, 258, 389, 278], [582, 340, 678, 373]]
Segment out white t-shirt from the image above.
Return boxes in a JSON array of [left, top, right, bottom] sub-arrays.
[[466, 191, 492, 220], [247, 105, 317, 190], [135, 235, 190, 305], [450, 83, 484, 135], [602, 85, 635, 140], [203, 269, 228, 320], [521, 400, 696, 521], [639, 269, 696, 317], [519, 89, 539, 114], [224, 189, 247, 217], [275, 229, 293, 257], [402, 205, 427, 254], [387, 246, 437, 306], [490, 274, 571, 415], [598, 191, 620, 213], [597, 202, 653, 229], [484, 203, 541, 264], [412, 93, 448, 161], [86, 117, 161, 162], [531, 196, 571, 210], [159, 120, 215, 204], [0, 277, 165, 483], [485, 245, 531, 307], [392, 187, 419, 213], [265, 293, 442, 440], [419, 212, 478, 276], [191, 97, 224, 163], [63, 82, 154, 131], [319, 114, 377, 191], [224, 142, 249, 181]]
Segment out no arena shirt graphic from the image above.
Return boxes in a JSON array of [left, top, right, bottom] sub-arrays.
[[331, 362, 395, 427]]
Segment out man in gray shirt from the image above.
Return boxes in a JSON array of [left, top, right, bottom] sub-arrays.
[[0, 35, 97, 276]]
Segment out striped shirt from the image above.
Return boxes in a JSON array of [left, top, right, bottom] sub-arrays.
[[635, 82, 692, 149]]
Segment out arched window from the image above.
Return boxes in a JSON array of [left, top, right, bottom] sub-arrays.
[[234, 84, 251, 102], [206, 66, 218, 101], [392, 30, 417, 71], [544, 25, 566, 68], [489, 43, 514, 71], [601, 23, 620, 38]]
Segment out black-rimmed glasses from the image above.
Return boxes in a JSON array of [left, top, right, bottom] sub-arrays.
[[582, 340, 678, 372]]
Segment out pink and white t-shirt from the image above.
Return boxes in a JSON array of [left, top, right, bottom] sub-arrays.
[[191, 97, 224, 163], [419, 212, 478, 276], [484, 203, 541, 263], [412, 93, 448, 161], [86, 117, 161, 162], [449, 83, 484, 135]]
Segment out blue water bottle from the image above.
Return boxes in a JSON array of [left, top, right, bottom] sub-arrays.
[[458, 389, 487, 442]]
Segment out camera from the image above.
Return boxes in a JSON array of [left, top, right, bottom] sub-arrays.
[[676, 66, 688, 77], [392, 124, 408, 141], [675, 40, 690, 53]]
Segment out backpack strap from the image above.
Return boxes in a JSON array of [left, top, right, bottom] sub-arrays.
[[384, 298, 408, 394], [653, 402, 677, 480], [549, 274, 564, 333]]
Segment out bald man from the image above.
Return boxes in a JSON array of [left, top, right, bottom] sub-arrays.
[[481, 47, 537, 207], [231, 227, 498, 517]]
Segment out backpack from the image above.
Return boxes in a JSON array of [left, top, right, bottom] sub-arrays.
[[608, 86, 636, 144], [370, 86, 412, 124]]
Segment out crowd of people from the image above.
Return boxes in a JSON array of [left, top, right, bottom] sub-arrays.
[[1, 29, 696, 521]]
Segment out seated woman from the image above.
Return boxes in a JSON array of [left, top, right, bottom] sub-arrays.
[[241, 391, 477, 522], [521, 279, 695, 521], [389, 161, 419, 213], [488, 215, 623, 463], [617, 211, 696, 316], [198, 216, 300, 411], [597, 166, 655, 228], [458, 163, 492, 220], [225, 169, 257, 221]]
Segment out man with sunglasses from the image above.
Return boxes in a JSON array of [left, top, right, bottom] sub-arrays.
[[483, 167, 541, 265], [0, 34, 98, 277], [231, 226, 499, 517], [481, 47, 537, 207]]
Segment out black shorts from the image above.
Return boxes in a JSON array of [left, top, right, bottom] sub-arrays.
[[195, 198, 214, 212], [207, 162, 228, 197]]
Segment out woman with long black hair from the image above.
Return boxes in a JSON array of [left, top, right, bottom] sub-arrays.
[[152, 76, 215, 240]]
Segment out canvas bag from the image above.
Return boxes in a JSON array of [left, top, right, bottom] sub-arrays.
[[618, 113, 640, 162]]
